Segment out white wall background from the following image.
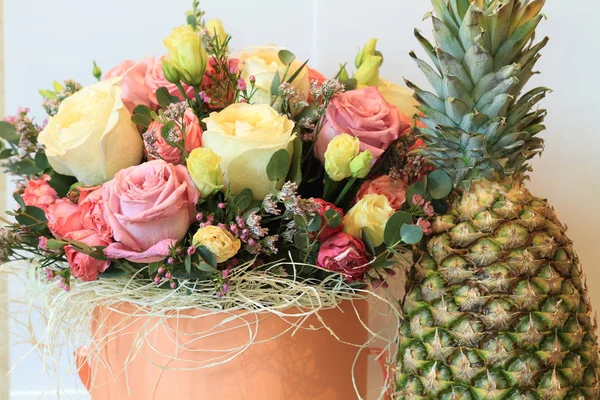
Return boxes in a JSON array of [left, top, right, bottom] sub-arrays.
[[2, 0, 600, 398]]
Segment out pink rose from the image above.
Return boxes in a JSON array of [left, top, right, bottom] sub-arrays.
[[78, 186, 112, 241], [104, 58, 154, 113], [64, 230, 110, 282], [46, 198, 84, 239], [313, 198, 344, 241], [145, 108, 202, 164], [145, 56, 195, 108], [102, 160, 200, 263], [317, 233, 370, 282], [357, 175, 407, 210], [314, 87, 411, 161], [21, 175, 58, 212]]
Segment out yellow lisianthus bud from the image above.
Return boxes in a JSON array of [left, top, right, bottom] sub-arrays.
[[163, 25, 207, 86], [354, 55, 383, 87], [187, 147, 223, 198], [205, 19, 228, 43], [349, 150, 374, 179], [355, 38, 378, 68], [343, 194, 394, 247], [161, 58, 181, 84], [193, 226, 241, 263], [324, 133, 360, 182]]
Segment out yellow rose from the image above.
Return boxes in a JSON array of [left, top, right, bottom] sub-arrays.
[[205, 19, 227, 43], [163, 25, 207, 86], [239, 45, 310, 106], [187, 147, 223, 198], [343, 194, 394, 247], [376, 80, 419, 119], [193, 225, 241, 263], [324, 133, 360, 182], [202, 103, 295, 199], [38, 78, 143, 185]]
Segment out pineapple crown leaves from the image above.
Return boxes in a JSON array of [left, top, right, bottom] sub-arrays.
[[410, 0, 550, 188]]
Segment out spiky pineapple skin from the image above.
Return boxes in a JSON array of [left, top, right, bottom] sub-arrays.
[[395, 180, 600, 399]]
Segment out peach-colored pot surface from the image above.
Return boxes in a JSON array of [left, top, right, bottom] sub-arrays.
[[78, 300, 370, 399]]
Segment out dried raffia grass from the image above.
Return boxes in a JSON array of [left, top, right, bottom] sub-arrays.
[[1, 257, 401, 399]]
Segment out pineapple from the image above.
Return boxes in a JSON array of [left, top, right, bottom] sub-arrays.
[[395, 0, 600, 398]]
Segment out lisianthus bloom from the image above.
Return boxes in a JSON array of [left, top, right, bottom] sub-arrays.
[[317, 233, 370, 282]]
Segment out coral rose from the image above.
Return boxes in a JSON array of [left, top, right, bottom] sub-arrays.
[[102, 160, 199, 263], [313, 198, 344, 241], [46, 198, 84, 239], [317, 233, 370, 282], [21, 175, 58, 212], [64, 230, 111, 282], [104, 58, 153, 113], [314, 86, 411, 162], [77, 186, 112, 241], [356, 175, 407, 210]]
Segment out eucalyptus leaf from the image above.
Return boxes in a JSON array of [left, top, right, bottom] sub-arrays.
[[34, 153, 50, 170], [407, 181, 427, 204], [185, 255, 192, 273], [232, 188, 253, 212], [197, 245, 217, 268], [131, 114, 152, 128], [294, 232, 310, 249], [161, 121, 177, 146], [48, 172, 77, 198], [197, 263, 218, 273], [0, 149, 13, 159], [286, 137, 303, 185], [278, 49, 296, 66], [426, 170, 453, 199], [156, 87, 174, 109], [400, 224, 424, 245], [133, 104, 152, 117], [266, 149, 290, 182], [15, 206, 47, 232], [13, 193, 25, 210], [324, 209, 342, 228], [46, 239, 67, 250], [384, 211, 413, 246], [148, 262, 162, 275], [307, 214, 323, 233]]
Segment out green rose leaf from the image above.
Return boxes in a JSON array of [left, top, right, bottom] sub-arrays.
[[324, 209, 342, 229], [270, 71, 281, 97], [15, 206, 47, 232], [197, 262, 219, 273], [278, 49, 296, 67], [197, 245, 217, 268], [133, 104, 152, 117], [184, 254, 192, 273], [400, 224, 424, 245], [266, 148, 290, 182], [12, 193, 26, 210], [361, 229, 376, 257], [0, 121, 19, 143], [46, 239, 67, 250], [232, 188, 254, 212], [384, 211, 413, 246], [426, 170, 453, 200]]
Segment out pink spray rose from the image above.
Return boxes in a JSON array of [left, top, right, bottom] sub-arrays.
[[77, 186, 112, 241], [46, 198, 84, 239], [313, 198, 344, 241], [356, 175, 407, 210], [145, 108, 203, 164], [314, 86, 411, 161], [21, 175, 58, 212], [64, 230, 111, 282], [317, 233, 370, 282], [145, 56, 195, 108], [104, 58, 154, 113], [102, 160, 200, 263]]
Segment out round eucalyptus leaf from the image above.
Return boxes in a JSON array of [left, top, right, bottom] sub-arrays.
[[400, 224, 424, 245], [384, 211, 413, 246], [426, 170, 453, 199]]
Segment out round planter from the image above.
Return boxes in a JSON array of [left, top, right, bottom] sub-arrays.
[[77, 300, 369, 399]]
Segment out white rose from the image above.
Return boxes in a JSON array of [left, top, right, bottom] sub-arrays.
[[239, 45, 310, 106], [38, 78, 143, 185], [201, 103, 295, 199]]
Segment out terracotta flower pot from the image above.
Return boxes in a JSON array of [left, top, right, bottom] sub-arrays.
[[77, 300, 371, 399]]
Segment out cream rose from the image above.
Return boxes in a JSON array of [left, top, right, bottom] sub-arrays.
[[342, 194, 394, 247], [187, 147, 223, 198], [201, 103, 295, 199], [239, 46, 310, 106], [193, 226, 241, 263], [38, 78, 143, 185]]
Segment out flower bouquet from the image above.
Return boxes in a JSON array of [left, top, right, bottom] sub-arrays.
[[0, 2, 455, 399]]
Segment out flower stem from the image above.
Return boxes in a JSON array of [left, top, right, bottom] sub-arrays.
[[335, 178, 357, 205]]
